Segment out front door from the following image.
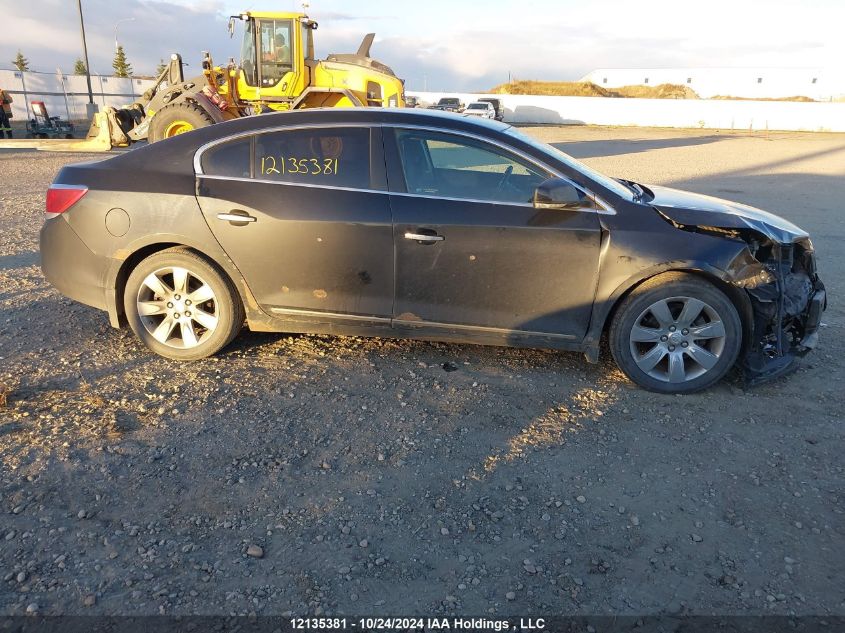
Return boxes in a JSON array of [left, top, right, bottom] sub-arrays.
[[385, 127, 602, 339], [195, 126, 394, 322]]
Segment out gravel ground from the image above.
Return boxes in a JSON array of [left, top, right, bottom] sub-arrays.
[[0, 127, 843, 618]]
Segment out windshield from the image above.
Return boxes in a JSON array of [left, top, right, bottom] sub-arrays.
[[504, 126, 638, 201], [468, 103, 485, 109], [258, 18, 293, 87]]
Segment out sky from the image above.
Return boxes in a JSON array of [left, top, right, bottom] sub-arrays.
[[1, 0, 843, 91]]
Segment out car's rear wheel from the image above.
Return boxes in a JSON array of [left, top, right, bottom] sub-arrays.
[[124, 248, 244, 360], [609, 273, 742, 393]]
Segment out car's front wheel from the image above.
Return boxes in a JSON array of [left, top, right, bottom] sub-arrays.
[[609, 273, 742, 393], [124, 248, 244, 360]]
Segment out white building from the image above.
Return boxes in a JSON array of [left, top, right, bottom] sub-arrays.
[[0, 69, 156, 122], [579, 67, 845, 101]]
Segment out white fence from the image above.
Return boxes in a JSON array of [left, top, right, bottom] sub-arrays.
[[3, 74, 843, 132], [0, 69, 156, 122], [409, 91, 845, 133], [579, 67, 845, 102]]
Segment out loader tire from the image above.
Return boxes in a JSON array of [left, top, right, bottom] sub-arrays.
[[148, 102, 216, 143]]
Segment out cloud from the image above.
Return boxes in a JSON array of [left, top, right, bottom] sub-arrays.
[[2, 0, 841, 92], [1, 0, 234, 76], [312, 11, 393, 21]]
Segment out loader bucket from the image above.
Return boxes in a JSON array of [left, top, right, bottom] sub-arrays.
[[81, 112, 116, 150], [0, 111, 116, 152]]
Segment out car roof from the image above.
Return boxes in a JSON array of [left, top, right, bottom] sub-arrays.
[[255, 106, 506, 128], [186, 107, 511, 145], [108, 108, 516, 173]]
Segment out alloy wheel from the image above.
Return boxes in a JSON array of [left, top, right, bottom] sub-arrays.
[[135, 266, 219, 349], [628, 295, 727, 384]]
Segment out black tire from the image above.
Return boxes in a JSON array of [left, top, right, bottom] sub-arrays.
[[124, 248, 244, 360], [609, 272, 742, 394], [147, 101, 215, 143]]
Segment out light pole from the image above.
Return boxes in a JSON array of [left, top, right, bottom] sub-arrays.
[[76, 0, 97, 116], [114, 17, 135, 52]]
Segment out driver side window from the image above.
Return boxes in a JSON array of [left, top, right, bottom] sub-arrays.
[[395, 129, 549, 204]]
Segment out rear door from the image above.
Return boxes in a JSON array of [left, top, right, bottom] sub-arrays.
[[385, 127, 602, 339], [194, 125, 394, 323]]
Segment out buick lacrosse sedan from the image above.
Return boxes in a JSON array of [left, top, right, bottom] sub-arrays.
[[40, 109, 825, 393]]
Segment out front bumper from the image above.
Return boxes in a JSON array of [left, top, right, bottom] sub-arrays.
[[40, 217, 109, 312], [740, 258, 826, 386]]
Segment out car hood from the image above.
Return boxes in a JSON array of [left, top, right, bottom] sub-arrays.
[[646, 184, 808, 244]]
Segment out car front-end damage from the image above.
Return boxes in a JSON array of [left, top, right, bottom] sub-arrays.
[[648, 187, 827, 385], [726, 237, 826, 384]]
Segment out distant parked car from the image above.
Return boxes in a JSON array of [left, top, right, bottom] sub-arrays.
[[478, 97, 504, 121], [405, 95, 420, 108], [427, 97, 464, 113], [463, 101, 496, 119]]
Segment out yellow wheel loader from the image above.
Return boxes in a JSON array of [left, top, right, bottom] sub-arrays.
[[3, 11, 404, 151]]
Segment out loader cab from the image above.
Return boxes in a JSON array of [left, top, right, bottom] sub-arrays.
[[236, 12, 314, 105]]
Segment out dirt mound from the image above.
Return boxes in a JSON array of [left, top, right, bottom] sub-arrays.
[[613, 83, 699, 99], [491, 81, 699, 99], [490, 81, 613, 97]]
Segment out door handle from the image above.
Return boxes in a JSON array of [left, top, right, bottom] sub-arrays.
[[404, 231, 444, 243], [217, 212, 256, 223]]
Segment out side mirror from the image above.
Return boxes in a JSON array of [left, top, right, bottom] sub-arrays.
[[533, 178, 584, 210]]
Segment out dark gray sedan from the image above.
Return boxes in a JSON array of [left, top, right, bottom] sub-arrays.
[[40, 109, 825, 393]]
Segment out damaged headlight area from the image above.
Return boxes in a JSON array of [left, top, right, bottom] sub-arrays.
[[655, 205, 827, 385], [728, 235, 826, 384]]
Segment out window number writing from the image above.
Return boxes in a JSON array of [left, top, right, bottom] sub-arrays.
[[260, 156, 339, 176]]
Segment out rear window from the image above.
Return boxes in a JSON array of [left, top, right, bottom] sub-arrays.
[[200, 136, 251, 178], [254, 127, 371, 189]]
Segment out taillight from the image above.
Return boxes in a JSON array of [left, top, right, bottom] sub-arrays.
[[46, 185, 88, 218]]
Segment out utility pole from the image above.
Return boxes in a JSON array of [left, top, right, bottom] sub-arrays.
[[76, 0, 98, 117]]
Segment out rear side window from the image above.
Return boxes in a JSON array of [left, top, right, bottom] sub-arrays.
[[200, 136, 252, 178], [254, 127, 371, 189]]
